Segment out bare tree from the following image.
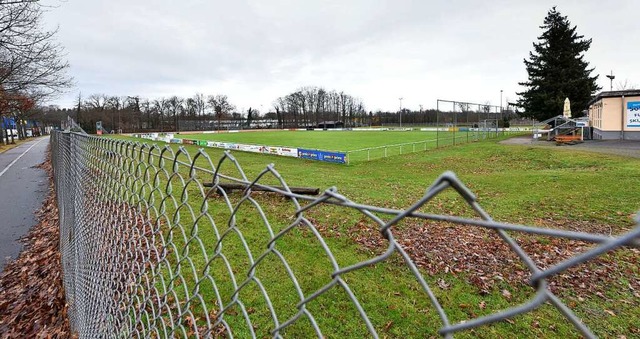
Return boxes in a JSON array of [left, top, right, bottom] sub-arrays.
[[166, 96, 183, 131], [192, 93, 206, 130], [85, 94, 107, 110], [125, 96, 141, 131], [152, 98, 167, 132], [207, 94, 235, 130], [139, 98, 151, 129], [273, 87, 366, 128], [0, 0, 72, 99], [105, 96, 124, 132], [616, 79, 638, 90]]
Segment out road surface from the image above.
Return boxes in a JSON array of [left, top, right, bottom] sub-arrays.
[[0, 137, 49, 272], [501, 136, 640, 158]]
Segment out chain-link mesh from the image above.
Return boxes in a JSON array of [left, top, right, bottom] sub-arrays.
[[51, 131, 639, 338]]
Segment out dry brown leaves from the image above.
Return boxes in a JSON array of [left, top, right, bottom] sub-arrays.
[[343, 218, 640, 296], [0, 156, 75, 337]]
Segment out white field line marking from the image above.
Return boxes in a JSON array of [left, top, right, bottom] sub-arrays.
[[0, 138, 45, 178]]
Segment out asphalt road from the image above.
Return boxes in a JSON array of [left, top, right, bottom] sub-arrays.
[[501, 136, 640, 158], [0, 137, 49, 272]]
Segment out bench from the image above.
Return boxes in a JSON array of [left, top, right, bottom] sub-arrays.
[[554, 135, 582, 145]]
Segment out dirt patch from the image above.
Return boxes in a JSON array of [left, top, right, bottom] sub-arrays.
[[0, 152, 74, 337]]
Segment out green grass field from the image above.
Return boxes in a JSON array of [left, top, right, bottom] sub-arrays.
[[175, 129, 504, 150], [111, 133, 640, 338], [167, 129, 512, 163]]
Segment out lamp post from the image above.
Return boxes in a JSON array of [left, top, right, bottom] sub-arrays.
[[606, 70, 615, 91], [499, 89, 503, 133], [127, 96, 142, 132], [398, 97, 403, 128]]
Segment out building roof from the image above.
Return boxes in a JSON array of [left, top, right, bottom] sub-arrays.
[[589, 89, 640, 106]]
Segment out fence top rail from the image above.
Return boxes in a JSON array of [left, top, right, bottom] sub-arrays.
[[347, 138, 442, 153]]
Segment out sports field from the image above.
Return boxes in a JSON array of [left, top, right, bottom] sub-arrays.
[[176, 129, 501, 151], [115, 132, 640, 337], [171, 129, 510, 162]]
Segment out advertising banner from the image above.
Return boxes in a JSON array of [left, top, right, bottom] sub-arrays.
[[352, 128, 389, 131], [135, 134, 339, 163], [2, 117, 16, 128], [270, 147, 298, 157], [204, 142, 299, 157], [627, 101, 640, 127], [297, 149, 346, 164]]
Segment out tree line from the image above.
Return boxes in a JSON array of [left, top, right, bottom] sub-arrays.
[[33, 87, 370, 133], [271, 86, 366, 128], [29, 89, 519, 134]]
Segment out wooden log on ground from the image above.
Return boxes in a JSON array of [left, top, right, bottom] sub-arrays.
[[203, 182, 320, 196]]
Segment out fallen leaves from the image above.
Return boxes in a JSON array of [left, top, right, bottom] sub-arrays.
[[383, 320, 394, 332], [437, 279, 450, 290], [343, 218, 640, 297], [0, 155, 75, 337]]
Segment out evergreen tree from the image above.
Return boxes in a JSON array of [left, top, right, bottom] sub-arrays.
[[517, 7, 600, 121]]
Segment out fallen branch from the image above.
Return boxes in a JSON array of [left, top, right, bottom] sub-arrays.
[[204, 182, 320, 196]]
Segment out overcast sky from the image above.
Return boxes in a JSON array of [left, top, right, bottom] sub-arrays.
[[41, 0, 639, 112]]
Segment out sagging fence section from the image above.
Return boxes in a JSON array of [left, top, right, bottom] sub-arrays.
[[51, 131, 639, 338]]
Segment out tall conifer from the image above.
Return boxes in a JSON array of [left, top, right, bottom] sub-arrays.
[[517, 7, 600, 120]]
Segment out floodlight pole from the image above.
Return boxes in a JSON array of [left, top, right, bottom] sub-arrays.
[[606, 70, 615, 91], [500, 89, 503, 134], [399, 97, 403, 128], [436, 99, 439, 148]]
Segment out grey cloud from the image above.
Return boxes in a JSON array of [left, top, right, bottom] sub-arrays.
[[42, 0, 640, 111]]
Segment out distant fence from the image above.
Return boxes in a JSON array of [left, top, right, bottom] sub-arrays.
[[52, 131, 638, 338], [345, 128, 528, 164]]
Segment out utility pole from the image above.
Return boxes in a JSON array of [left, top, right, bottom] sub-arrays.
[[118, 107, 121, 133], [500, 89, 503, 132], [76, 92, 82, 127], [127, 96, 140, 131], [398, 97, 403, 128]]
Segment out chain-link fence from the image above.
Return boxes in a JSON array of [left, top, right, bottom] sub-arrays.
[[345, 129, 527, 163], [51, 131, 639, 338]]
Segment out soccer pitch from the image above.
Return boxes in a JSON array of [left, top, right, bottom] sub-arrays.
[[176, 130, 488, 152]]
